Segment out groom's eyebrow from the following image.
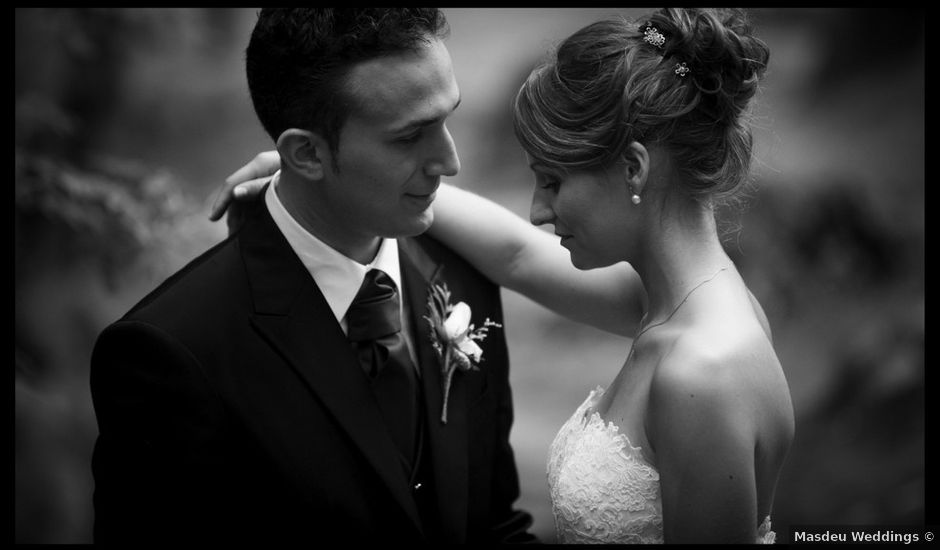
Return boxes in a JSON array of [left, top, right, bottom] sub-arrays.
[[391, 96, 462, 134]]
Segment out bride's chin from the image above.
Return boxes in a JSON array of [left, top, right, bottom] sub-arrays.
[[567, 253, 595, 271], [568, 252, 616, 271]]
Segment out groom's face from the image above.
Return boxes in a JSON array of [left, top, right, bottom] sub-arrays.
[[319, 38, 461, 242]]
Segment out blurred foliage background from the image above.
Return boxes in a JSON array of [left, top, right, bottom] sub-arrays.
[[14, 8, 924, 543]]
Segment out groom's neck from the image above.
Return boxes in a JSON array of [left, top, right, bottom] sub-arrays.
[[275, 170, 381, 265]]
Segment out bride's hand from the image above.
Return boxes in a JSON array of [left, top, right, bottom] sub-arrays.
[[208, 150, 281, 233]]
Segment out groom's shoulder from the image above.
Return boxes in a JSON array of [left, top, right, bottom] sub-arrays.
[[405, 233, 505, 321], [121, 196, 278, 327], [409, 234, 491, 285], [120, 231, 247, 327]]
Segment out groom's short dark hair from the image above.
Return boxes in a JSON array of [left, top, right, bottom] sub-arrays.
[[246, 8, 450, 156]]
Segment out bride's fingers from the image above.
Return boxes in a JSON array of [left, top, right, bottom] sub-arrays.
[[233, 177, 269, 198], [225, 150, 281, 185], [209, 151, 281, 221], [208, 176, 269, 221], [209, 179, 241, 221]]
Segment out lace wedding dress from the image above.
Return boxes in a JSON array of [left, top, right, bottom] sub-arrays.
[[547, 386, 776, 544]]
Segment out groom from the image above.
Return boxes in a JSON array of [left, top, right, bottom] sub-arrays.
[[90, 8, 535, 544]]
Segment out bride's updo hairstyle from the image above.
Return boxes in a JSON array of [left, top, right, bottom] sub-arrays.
[[513, 8, 769, 203]]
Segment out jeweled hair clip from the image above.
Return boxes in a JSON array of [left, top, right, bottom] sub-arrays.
[[643, 25, 665, 48], [674, 62, 690, 77]]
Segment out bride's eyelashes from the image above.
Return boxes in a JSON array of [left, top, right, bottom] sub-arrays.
[[540, 178, 560, 192], [534, 171, 561, 192], [395, 130, 423, 144]]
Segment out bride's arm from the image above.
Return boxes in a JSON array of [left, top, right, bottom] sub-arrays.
[[431, 183, 644, 337], [208, 151, 645, 337]]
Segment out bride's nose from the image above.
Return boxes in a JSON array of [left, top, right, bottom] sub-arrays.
[[529, 186, 555, 226]]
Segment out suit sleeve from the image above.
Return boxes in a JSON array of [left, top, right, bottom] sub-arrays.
[[89, 320, 230, 542]]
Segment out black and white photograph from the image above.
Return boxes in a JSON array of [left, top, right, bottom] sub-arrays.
[[15, 7, 925, 544]]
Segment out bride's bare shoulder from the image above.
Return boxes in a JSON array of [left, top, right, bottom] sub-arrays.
[[649, 319, 781, 413], [746, 288, 774, 344]]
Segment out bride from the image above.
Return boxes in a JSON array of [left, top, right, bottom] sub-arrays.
[[214, 8, 794, 544]]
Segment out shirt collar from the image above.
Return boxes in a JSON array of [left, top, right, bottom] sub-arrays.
[[264, 171, 402, 328]]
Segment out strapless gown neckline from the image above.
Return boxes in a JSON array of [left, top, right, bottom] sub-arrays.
[[547, 386, 776, 544]]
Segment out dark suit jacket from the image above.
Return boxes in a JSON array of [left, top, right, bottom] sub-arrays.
[[90, 196, 536, 544]]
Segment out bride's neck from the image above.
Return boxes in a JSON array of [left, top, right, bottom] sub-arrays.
[[634, 204, 731, 323]]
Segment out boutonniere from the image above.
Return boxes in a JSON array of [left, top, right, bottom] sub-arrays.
[[425, 283, 501, 424]]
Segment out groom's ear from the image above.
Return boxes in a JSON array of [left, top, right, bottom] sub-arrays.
[[621, 141, 650, 196], [276, 129, 332, 181]]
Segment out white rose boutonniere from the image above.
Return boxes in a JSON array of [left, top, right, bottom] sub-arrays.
[[425, 283, 501, 424]]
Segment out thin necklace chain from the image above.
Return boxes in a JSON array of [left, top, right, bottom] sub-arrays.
[[633, 267, 728, 343]]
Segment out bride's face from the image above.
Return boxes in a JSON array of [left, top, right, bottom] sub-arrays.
[[527, 156, 635, 270]]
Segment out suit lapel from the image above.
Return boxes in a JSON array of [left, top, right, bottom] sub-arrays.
[[399, 237, 469, 543], [239, 195, 423, 532]]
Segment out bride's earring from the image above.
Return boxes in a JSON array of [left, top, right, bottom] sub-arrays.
[[631, 191, 641, 205]]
